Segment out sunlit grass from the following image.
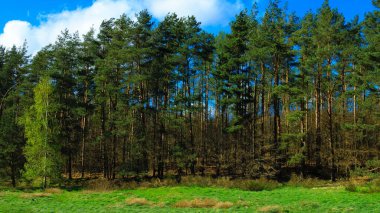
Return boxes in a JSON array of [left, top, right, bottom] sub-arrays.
[[1, 185, 379, 212]]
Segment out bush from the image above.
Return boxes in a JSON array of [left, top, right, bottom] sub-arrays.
[[241, 178, 282, 191], [365, 178, 380, 193], [350, 159, 380, 179], [246, 181, 266, 191], [346, 178, 380, 193], [85, 179, 115, 191], [345, 183, 357, 192]]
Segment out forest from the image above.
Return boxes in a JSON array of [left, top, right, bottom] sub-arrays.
[[0, 0, 379, 188]]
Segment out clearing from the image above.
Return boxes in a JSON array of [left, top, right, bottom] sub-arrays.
[[0, 186, 379, 212]]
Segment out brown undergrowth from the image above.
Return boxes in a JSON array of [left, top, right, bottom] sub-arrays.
[[20, 192, 52, 198], [125, 197, 153, 206], [125, 197, 165, 207], [19, 187, 63, 198], [173, 198, 233, 209]]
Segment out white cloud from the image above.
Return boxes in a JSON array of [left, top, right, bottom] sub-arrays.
[[0, 0, 244, 54], [145, 0, 243, 25]]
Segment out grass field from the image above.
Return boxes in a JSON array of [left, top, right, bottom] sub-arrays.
[[1, 185, 380, 212]]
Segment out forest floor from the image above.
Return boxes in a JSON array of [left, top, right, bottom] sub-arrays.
[[1, 184, 380, 212]]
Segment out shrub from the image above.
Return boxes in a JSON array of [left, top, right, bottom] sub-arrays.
[[346, 178, 380, 193], [242, 178, 282, 191], [215, 177, 234, 188], [246, 181, 266, 191], [345, 183, 357, 192], [366, 178, 380, 193], [85, 179, 114, 191], [350, 159, 380, 179]]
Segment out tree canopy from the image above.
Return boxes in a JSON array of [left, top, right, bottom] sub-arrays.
[[0, 0, 379, 187]]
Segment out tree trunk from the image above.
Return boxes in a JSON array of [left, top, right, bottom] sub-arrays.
[[101, 98, 108, 178], [327, 59, 336, 181], [252, 75, 258, 159], [315, 64, 322, 169], [260, 62, 266, 156], [81, 115, 86, 179], [273, 59, 280, 156], [10, 160, 16, 187]]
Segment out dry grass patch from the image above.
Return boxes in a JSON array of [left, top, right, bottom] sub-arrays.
[[20, 192, 52, 199], [125, 197, 153, 206], [258, 205, 283, 213], [174, 198, 233, 209], [214, 201, 234, 209], [112, 198, 164, 208], [174, 198, 217, 208], [350, 176, 372, 184], [44, 188, 63, 194]]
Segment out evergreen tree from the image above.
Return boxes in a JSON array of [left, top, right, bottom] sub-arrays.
[[77, 28, 98, 178], [51, 30, 82, 179], [0, 4, 378, 183], [0, 45, 29, 187]]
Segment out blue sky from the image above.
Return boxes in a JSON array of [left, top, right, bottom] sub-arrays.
[[0, 0, 376, 54]]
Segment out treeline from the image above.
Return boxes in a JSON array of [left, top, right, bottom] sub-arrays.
[[0, 0, 379, 187]]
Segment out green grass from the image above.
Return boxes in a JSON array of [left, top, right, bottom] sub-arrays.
[[1, 186, 379, 212]]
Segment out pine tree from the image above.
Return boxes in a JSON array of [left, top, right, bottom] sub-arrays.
[[0, 45, 29, 187], [77, 28, 98, 178], [293, 11, 316, 171], [0, 5, 378, 183], [51, 30, 82, 179]]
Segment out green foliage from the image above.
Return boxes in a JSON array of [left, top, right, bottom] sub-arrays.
[[346, 178, 380, 193], [0, 44, 30, 186], [285, 111, 305, 123], [366, 159, 380, 168], [288, 153, 305, 166], [0, 1, 379, 186], [351, 159, 380, 178], [19, 77, 61, 187]]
